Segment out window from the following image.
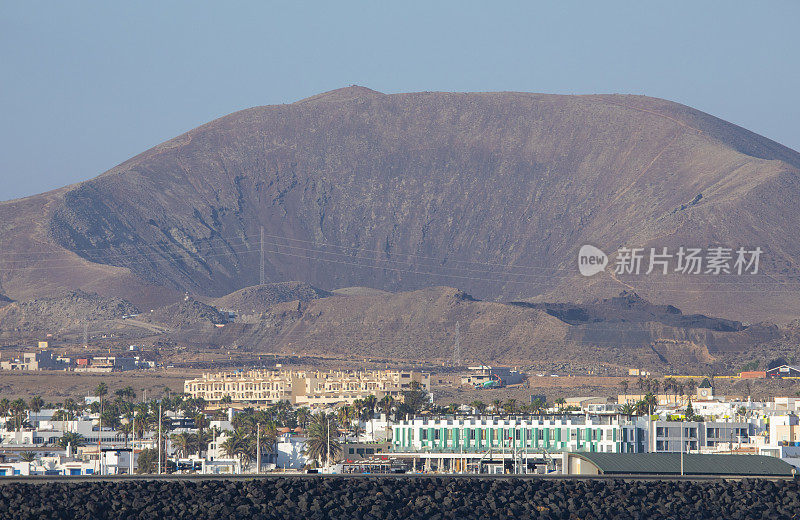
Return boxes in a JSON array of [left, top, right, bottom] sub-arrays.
[[349, 448, 355, 454]]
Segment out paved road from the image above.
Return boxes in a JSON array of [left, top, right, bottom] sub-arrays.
[[0, 473, 792, 484]]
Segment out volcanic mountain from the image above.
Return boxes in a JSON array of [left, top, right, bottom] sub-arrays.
[[1, 86, 799, 322]]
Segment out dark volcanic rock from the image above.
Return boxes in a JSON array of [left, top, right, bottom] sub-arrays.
[[0, 477, 797, 520]]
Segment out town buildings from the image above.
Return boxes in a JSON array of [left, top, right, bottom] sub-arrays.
[[460, 366, 524, 388], [766, 365, 800, 378], [0, 350, 68, 371], [0, 348, 150, 372], [184, 369, 430, 405]]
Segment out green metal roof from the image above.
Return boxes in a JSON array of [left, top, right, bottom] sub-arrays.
[[575, 453, 795, 477]]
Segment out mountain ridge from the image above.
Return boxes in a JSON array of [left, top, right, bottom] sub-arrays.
[[1, 87, 799, 323]]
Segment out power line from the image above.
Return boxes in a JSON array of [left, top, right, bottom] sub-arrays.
[[259, 226, 265, 285], [453, 321, 461, 367], [0, 233, 794, 286]]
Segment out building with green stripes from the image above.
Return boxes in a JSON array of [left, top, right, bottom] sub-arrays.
[[392, 415, 646, 455]]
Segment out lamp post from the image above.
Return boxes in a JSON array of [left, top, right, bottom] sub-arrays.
[[680, 421, 684, 477], [256, 423, 261, 474], [158, 402, 162, 475]]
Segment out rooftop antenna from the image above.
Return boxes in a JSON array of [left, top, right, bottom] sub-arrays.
[[259, 225, 267, 285], [453, 321, 461, 367]]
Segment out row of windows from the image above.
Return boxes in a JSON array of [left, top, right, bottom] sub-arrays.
[[403, 427, 626, 445]]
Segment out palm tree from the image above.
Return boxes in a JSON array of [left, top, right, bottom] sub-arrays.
[[351, 399, 365, 420], [491, 399, 503, 413], [95, 383, 108, 402], [196, 428, 214, 457], [119, 422, 133, 447], [171, 432, 198, 459], [10, 398, 27, 431], [531, 398, 546, 415], [502, 399, 517, 414], [254, 422, 278, 469], [136, 448, 158, 474], [115, 386, 136, 402], [663, 378, 674, 404], [398, 382, 428, 419], [20, 451, 36, 462], [101, 408, 122, 432], [686, 379, 697, 399], [296, 407, 312, 429], [555, 397, 566, 412], [273, 400, 294, 427], [637, 393, 657, 416], [470, 401, 487, 414], [362, 395, 377, 417], [52, 409, 70, 422], [95, 382, 108, 439], [30, 396, 44, 426], [303, 412, 340, 467], [64, 398, 78, 421], [336, 406, 353, 432], [221, 429, 253, 467], [0, 398, 10, 419], [619, 380, 629, 402], [58, 431, 85, 450], [133, 409, 148, 439], [620, 402, 636, 417], [651, 379, 661, 396], [378, 395, 395, 440], [636, 377, 645, 393]]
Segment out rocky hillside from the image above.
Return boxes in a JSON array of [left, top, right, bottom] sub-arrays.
[[1, 87, 799, 323], [172, 287, 785, 371], [0, 290, 138, 333], [139, 298, 227, 329], [0, 285, 790, 371], [208, 282, 330, 315]]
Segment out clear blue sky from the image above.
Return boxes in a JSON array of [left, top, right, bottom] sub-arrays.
[[2, 1, 798, 201]]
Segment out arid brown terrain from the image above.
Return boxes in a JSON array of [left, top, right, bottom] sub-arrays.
[[1, 87, 799, 322], [1, 283, 797, 375], [1, 87, 800, 373]]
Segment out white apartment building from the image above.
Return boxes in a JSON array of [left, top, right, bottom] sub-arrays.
[[392, 415, 646, 455]]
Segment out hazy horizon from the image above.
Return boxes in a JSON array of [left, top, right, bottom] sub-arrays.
[[2, 1, 799, 202]]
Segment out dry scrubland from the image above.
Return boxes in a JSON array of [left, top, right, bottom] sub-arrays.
[[3, 366, 800, 406], [0, 370, 194, 402]]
